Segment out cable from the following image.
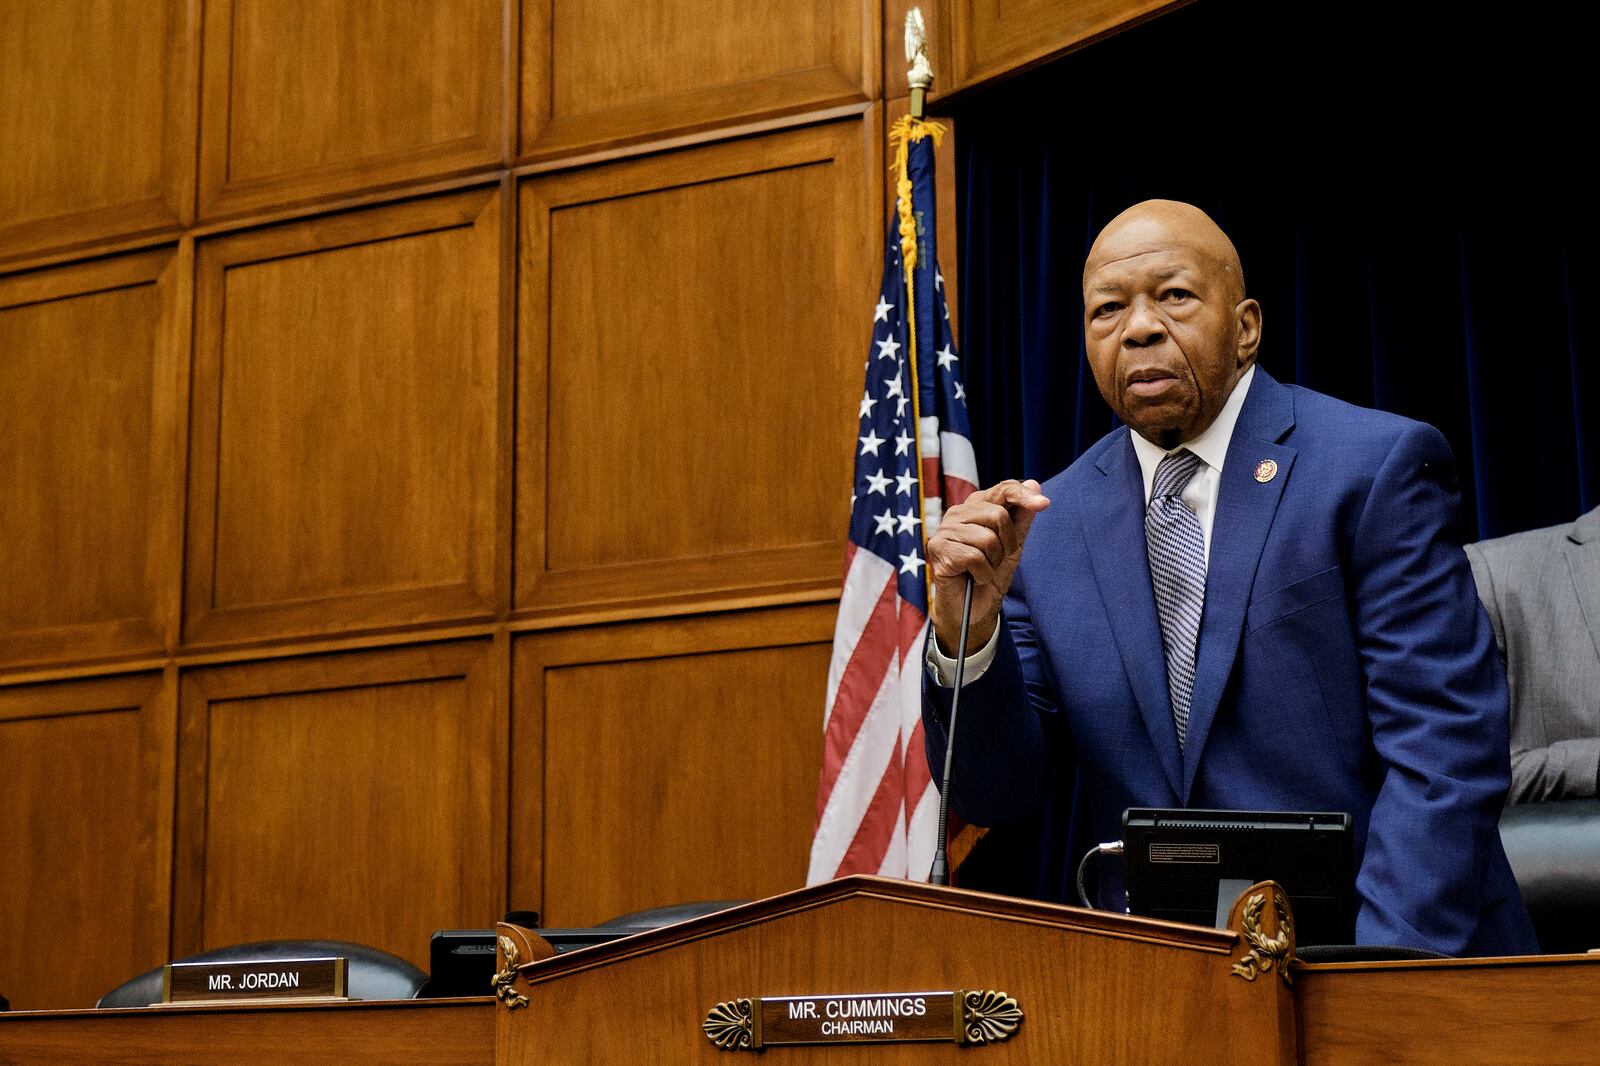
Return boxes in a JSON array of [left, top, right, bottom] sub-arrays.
[[1075, 840, 1125, 909], [928, 574, 975, 887]]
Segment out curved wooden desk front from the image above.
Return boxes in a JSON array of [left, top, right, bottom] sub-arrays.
[[0, 996, 492, 1065], [6, 878, 1594, 1066], [492, 877, 1600, 1066]]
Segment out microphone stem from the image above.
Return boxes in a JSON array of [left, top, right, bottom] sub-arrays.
[[929, 573, 975, 887]]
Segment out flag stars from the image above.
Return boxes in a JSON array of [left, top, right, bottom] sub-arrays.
[[873, 510, 896, 536], [897, 510, 922, 534], [875, 335, 902, 361], [894, 469, 917, 496], [864, 469, 892, 496], [858, 429, 885, 456], [894, 430, 914, 456], [935, 271, 945, 290], [935, 344, 958, 371], [899, 550, 925, 576], [953, 381, 966, 403], [859, 391, 877, 419], [884, 372, 904, 400], [873, 297, 894, 323], [896, 396, 910, 417]]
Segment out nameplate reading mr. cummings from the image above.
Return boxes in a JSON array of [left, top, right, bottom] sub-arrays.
[[163, 957, 347, 1004], [702, 990, 1023, 1051]]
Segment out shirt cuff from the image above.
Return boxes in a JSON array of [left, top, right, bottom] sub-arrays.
[[925, 618, 1001, 687]]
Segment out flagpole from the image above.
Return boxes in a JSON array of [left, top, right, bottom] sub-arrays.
[[897, 10, 941, 568], [907, 9, 933, 120], [899, 8, 964, 888], [899, 11, 982, 889]]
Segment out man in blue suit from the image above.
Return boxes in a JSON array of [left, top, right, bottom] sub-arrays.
[[922, 200, 1536, 956]]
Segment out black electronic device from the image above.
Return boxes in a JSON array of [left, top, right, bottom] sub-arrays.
[[1122, 807, 1355, 946], [420, 926, 641, 998]]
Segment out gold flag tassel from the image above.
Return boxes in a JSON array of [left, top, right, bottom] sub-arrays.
[[889, 114, 948, 567], [888, 116, 947, 276]]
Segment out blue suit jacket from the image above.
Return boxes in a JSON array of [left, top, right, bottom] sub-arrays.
[[924, 369, 1537, 956]]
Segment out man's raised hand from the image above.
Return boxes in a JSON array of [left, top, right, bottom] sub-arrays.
[[927, 479, 1050, 655]]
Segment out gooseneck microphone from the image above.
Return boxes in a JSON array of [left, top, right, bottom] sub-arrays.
[[928, 573, 976, 887]]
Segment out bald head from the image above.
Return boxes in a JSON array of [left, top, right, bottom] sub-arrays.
[[1084, 200, 1246, 305], [1080, 200, 1261, 448]]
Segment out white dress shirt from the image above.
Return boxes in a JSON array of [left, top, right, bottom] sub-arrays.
[[927, 364, 1257, 685]]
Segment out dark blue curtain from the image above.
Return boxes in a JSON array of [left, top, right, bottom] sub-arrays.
[[951, 0, 1599, 540]]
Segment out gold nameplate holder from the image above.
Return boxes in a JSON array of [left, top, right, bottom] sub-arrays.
[[703, 990, 1022, 1050]]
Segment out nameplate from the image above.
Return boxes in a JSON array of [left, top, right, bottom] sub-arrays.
[[163, 957, 348, 1004], [703, 989, 1022, 1051]]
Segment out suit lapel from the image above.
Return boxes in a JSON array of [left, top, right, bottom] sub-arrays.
[[1081, 434, 1184, 799], [1181, 370, 1298, 800], [1562, 509, 1600, 668]]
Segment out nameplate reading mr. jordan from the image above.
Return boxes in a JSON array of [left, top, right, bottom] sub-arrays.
[[163, 957, 347, 1004]]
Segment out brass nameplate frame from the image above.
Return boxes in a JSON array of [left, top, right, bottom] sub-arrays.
[[162, 956, 348, 1004], [703, 990, 1022, 1050]]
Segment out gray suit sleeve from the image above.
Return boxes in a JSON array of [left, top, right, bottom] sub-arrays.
[[1464, 542, 1506, 664], [1509, 739, 1600, 802], [1467, 536, 1600, 802]]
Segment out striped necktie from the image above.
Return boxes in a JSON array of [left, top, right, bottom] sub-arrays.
[[1145, 449, 1207, 747]]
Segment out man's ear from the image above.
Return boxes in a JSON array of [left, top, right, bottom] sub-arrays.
[[1235, 298, 1262, 365]]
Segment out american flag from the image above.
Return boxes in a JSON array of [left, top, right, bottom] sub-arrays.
[[808, 121, 978, 883]]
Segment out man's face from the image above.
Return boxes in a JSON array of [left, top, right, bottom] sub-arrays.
[[1082, 216, 1259, 447]]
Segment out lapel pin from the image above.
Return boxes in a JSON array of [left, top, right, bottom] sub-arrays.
[[1254, 458, 1278, 483]]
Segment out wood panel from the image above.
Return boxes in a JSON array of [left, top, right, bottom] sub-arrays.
[[185, 188, 503, 648], [173, 641, 504, 969], [520, 0, 874, 162], [0, 673, 175, 1011], [0, 249, 185, 669], [947, 0, 1192, 96], [515, 120, 875, 618], [510, 604, 834, 926], [0, 0, 196, 265], [1298, 956, 1600, 1066], [0, 1000, 492, 1066], [198, 0, 506, 220]]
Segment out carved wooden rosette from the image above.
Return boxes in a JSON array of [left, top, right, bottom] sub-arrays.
[[1227, 880, 1296, 984], [494, 921, 556, 1010]]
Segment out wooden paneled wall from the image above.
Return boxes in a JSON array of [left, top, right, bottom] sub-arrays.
[[0, 0, 1158, 1011]]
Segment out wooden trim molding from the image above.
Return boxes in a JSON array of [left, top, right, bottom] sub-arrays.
[[195, 0, 508, 222], [0, 247, 187, 670], [183, 187, 505, 650], [0, 0, 198, 267], [517, 0, 877, 162], [171, 640, 504, 961], [513, 118, 876, 620], [939, 0, 1194, 104]]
